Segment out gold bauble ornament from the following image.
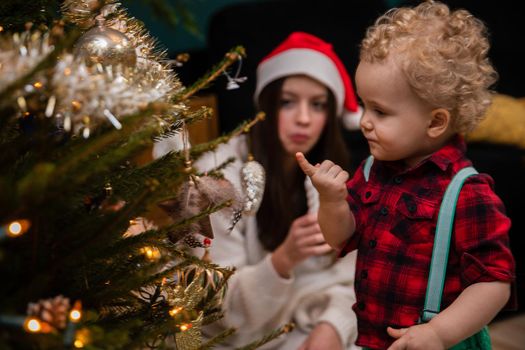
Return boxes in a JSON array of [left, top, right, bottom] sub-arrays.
[[74, 22, 136, 67]]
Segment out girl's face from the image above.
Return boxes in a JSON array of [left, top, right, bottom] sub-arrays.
[[355, 58, 435, 168], [277, 75, 328, 156]]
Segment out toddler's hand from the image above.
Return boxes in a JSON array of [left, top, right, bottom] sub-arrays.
[[296, 152, 349, 203], [387, 324, 445, 350]]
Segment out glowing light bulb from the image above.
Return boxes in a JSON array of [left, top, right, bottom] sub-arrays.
[[71, 100, 82, 112], [69, 300, 82, 323], [5, 219, 30, 237], [140, 246, 160, 260], [169, 306, 183, 316], [8, 222, 22, 235], [180, 323, 191, 331], [25, 318, 41, 332], [70, 310, 81, 322], [73, 328, 90, 348]]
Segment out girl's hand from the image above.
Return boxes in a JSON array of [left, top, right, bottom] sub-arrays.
[[272, 213, 332, 277], [296, 152, 349, 203], [298, 322, 344, 350], [387, 324, 445, 350]]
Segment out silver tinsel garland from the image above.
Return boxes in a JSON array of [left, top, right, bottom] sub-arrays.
[[0, 0, 184, 136], [0, 31, 54, 92]]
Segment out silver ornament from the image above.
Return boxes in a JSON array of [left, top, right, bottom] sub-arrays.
[[240, 157, 265, 215], [74, 23, 136, 67]]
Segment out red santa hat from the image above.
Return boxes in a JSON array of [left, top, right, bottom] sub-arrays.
[[254, 31, 362, 130]]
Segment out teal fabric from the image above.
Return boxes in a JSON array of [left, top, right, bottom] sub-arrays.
[[422, 167, 478, 322], [423, 166, 492, 349], [363, 155, 374, 182], [450, 327, 492, 350]]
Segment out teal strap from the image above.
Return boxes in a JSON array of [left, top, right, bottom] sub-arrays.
[[363, 155, 374, 182], [421, 166, 478, 322]]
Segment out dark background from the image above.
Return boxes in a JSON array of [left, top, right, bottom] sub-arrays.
[[163, 0, 525, 128]]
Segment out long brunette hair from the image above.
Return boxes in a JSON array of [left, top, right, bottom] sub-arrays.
[[250, 77, 351, 251]]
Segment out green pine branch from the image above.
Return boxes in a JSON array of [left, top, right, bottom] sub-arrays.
[[235, 323, 296, 350], [199, 328, 237, 350], [174, 46, 246, 101]]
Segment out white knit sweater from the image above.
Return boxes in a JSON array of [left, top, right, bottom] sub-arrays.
[[188, 135, 360, 350]]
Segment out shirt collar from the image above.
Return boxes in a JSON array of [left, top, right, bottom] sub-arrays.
[[424, 134, 466, 171]]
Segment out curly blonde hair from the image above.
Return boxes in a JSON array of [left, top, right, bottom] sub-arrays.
[[360, 0, 498, 133]]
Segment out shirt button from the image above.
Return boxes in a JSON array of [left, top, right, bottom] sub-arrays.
[[394, 176, 403, 184], [361, 270, 368, 279], [357, 301, 366, 310], [408, 204, 417, 212], [369, 239, 377, 248], [380, 207, 389, 216], [365, 191, 372, 199]]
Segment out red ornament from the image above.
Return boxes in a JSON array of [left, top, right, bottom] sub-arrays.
[[203, 238, 212, 247]]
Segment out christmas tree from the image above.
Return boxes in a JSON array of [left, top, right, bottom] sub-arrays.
[[0, 0, 289, 349]]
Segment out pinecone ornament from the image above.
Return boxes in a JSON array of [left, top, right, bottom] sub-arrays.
[[27, 295, 71, 330]]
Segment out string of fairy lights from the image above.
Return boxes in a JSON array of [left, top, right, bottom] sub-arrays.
[[0, 298, 84, 347], [0, 217, 209, 348]]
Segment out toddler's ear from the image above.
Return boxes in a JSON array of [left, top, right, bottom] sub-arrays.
[[428, 108, 451, 138]]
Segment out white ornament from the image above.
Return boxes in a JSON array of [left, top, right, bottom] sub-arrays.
[[241, 156, 265, 215]]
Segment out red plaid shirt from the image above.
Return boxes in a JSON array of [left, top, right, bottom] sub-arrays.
[[341, 136, 515, 350]]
